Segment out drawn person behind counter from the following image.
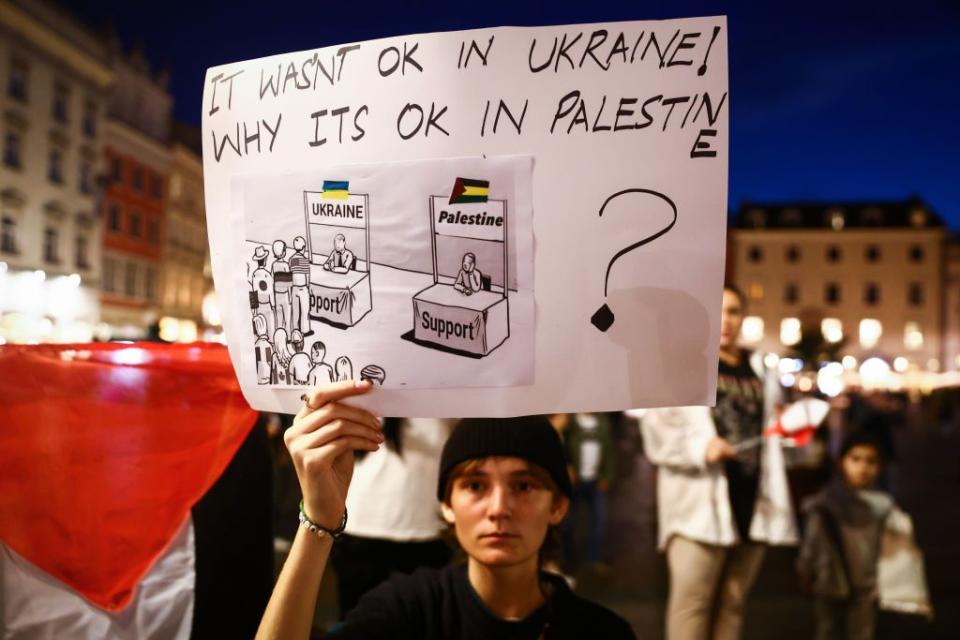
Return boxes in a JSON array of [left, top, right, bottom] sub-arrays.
[[453, 252, 482, 296], [323, 234, 356, 274]]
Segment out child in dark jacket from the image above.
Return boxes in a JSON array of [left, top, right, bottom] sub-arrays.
[[797, 432, 911, 640]]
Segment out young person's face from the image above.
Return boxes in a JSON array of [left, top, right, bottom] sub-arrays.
[[720, 288, 744, 348], [442, 457, 568, 569], [841, 444, 880, 490]]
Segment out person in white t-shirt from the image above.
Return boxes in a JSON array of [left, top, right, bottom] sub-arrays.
[[330, 417, 455, 617]]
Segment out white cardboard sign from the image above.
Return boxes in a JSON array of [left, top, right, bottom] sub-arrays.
[[202, 16, 730, 417]]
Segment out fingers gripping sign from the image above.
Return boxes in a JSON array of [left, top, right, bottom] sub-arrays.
[[285, 379, 381, 530]]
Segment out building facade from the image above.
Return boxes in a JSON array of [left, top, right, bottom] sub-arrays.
[[729, 199, 947, 371], [99, 43, 171, 338], [159, 123, 209, 342], [0, 0, 111, 343]]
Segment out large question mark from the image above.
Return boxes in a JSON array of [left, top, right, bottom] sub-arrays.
[[590, 188, 678, 332]]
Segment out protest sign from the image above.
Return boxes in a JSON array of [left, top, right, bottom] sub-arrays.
[[202, 16, 729, 416]]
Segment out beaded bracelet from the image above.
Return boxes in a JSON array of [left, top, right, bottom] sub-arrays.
[[298, 500, 348, 540]]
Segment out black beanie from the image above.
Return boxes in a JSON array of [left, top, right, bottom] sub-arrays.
[[437, 416, 572, 501]]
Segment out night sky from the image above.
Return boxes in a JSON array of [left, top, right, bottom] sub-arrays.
[[61, 0, 960, 228]]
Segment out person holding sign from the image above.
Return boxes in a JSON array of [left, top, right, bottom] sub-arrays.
[[640, 284, 795, 640], [453, 252, 482, 296], [256, 382, 635, 639], [323, 234, 355, 274]]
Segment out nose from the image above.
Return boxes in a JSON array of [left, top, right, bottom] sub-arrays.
[[486, 484, 512, 520]]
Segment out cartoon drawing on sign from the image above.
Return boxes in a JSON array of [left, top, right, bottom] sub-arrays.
[[239, 156, 535, 390], [405, 177, 511, 359], [590, 188, 678, 332], [253, 314, 273, 384], [288, 330, 312, 384], [250, 246, 275, 338], [271, 328, 292, 385], [334, 355, 353, 382], [323, 234, 356, 273], [307, 341, 334, 385], [303, 181, 373, 329], [360, 364, 386, 385], [290, 236, 312, 337], [272, 240, 293, 332], [453, 252, 482, 296]]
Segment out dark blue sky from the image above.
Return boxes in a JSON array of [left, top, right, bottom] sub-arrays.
[[63, 0, 960, 228]]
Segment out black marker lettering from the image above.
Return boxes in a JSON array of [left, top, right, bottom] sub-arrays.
[[592, 95, 611, 131], [661, 96, 690, 131], [493, 99, 527, 134], [606, 32, 630, 67], [580, 29, 609, 70], [690, 128, 717, 158], [309, 109, 328, 147], [613, 98, 637, 131], [336, 45, 360, 81], [550, 90, 580, 133], [397, 103, 424, 139], [528, 37, 557, 73], [555, 32, 583, 71], [331, 106, 350, 143], [352, 105, 368, 141], [698, 26, 721, 76], [667, 31, 699, 68], [259, 65, 281, 99]]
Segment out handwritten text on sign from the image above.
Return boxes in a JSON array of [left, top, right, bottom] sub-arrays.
[[207, 25, 725, 164]]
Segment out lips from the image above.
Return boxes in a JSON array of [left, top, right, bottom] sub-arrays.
[[480, 532, 519, 541]]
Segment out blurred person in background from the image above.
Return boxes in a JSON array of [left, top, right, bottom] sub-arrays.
[[564, 413, 616, 569], [330, 416, 454, 618], [797, 431, 929, 640], [641, 284, 796, 640]]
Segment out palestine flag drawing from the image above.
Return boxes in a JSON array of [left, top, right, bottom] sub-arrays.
[[448, 177, 490, 204]]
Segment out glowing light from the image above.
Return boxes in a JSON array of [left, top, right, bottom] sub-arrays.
[[842, 355, 858, 370], [778, 357, 803, 374], [904, 322, 924, 350], [859, 319, 882, 349], [159, 317, 180, 343], [763, 353, 780, 369], [112, 348, 150, 366], [781, 318, 801, 346], [67, 273, 81, 287], [741, 316, 764, 343], [34, 270, 46, 282], [780, 373, 796, 387], [0, 261, 7, 274], [927, 359, 940, 372], [817, 362, 845, 397], [202, 291, 222, 327], [798, 376, 814, 392], [860, 357, 891, 387], [893, 357, 909, 372], [821, 318, 843, 343]]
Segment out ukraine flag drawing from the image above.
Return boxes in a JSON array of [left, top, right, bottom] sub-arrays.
[[321, 180, 350, 200], [448, 177, 489, 204]]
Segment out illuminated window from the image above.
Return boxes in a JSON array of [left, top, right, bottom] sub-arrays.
[[780, 318, 801, 346], [859, 319, 882, 349], [821, 318, 843, 343], [904, 322, 923, 350], [741, 317, 764, 343], [829, 209, 845, 231], [748, 282, 764, 302]]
